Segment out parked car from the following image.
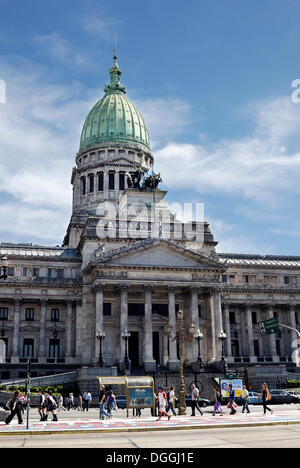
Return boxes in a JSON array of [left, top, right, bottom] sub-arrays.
[[287, 391, 300, 400], [270, 390, 300, 405], [236, 392, 263, 406], [175, 394, 210, 408]]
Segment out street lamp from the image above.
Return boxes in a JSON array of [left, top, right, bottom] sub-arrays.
[[218, 330, 228, 375], [96, 329, 106, 367], [195, 329, 204, 370], [122, 329, 131, 370], [0, 257, 8, 280], [166, 309, 195, 416]]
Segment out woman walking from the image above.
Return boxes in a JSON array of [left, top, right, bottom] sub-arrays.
[[106, 390, 117, 417], [99, 385, 111, 420], [260, 383, 273, 416], [212, 387, 223, 416], [5, 391, 23, 425]]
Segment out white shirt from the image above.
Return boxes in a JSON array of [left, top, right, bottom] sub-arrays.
[[158, 392, 166, 407], [192, 388, 199, 401]]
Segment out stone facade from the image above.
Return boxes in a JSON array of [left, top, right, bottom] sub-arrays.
[[0, 52, 299, 383]]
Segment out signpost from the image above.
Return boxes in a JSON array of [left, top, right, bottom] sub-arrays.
[[258, 318, 279, 336]]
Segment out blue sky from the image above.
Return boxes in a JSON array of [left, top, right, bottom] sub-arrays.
[[1, 0, 300, 254]]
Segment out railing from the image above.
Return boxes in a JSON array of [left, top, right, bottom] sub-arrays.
[[0, 370, 78, 387]]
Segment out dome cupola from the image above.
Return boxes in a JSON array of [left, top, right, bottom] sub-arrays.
[[79, 46, 151, 153]]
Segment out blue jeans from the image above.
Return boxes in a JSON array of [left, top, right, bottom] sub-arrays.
[[242, 400, 250, 413], [100, 403, 110, 419], [167, 402, 176, 416]]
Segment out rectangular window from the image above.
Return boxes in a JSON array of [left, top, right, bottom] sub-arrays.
[[254, 340, 260, 357], [81, 177, 86, 195], [25, 308, 34, 321], [98, 172, 104, 191], [119, 173, 125, 191], [109, 172, 115, 190], [7, 267, 14, 277], [49, 339, 60, 359], [23, 339, 34, 359], [244, 275, 249, 283], [128, 303, 145, 316], [284, 276, 290, 285], [222, 274, 227, 283], [103, 302, 112, 316], [57, 269, 64, 279], [252, 311, 257, 325], [51, 309, 60, 322], [48, 268, 53, 279], [89, 174, 94, 193], [229, 311, 236, 325], [0, 307, 8, 320], [23, 267, 28, 277], [33, 268, 40, 278], [198, 304, 202, 318]]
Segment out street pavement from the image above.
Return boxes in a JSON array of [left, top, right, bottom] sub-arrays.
[[0, 403, 299, 439]]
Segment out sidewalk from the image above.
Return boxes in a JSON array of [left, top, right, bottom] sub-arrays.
[[1, 410, 300, 436]]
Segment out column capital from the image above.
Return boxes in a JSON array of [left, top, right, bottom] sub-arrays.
[[168, 286, 177, 294], [40, 298, 48, 306], [120, 283, 129, 292], [93, 284, 105, 293], [13, 298, 21, 307], [144, 285, 153, 293]]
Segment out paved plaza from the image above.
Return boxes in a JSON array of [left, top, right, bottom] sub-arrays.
[[0, 404, 300, 436]]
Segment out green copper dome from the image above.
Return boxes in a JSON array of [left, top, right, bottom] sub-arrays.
[[80, 50, 150, 153]]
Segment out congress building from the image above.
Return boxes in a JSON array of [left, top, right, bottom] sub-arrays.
[[0, 50, 299, 385]]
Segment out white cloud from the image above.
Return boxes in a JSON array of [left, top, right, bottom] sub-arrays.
[[155, 96, 300, 206]]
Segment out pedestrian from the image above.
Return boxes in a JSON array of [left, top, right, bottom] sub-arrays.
[[19, 393, 27, 414], [191, 384, 203, 417], [156, 387, 171, 421], [228, 384, 237, 415], [242, 385, 251, 414], [166, 386, 177, 416], [99, 385, 111, 420], [151, 392, 158, 417], [58, 394, 65, 411], [77, 394, 83, 411], [38, 391, 46, 421], [83, 391, 92, 412], [212, 387, 223, 416], [5, 391, 23, 425], [106, 390, 117, 416], [43, 391, 58, 422], [67, 393, 75, 411], [260, 383, 273, 416]]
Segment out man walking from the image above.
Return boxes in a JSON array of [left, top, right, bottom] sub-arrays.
[[156, 387, 171, 421], [242, 385, 250, 414], [83, 391, 92, 412], [191, 384, 203, 417], [166, 386, 177, 416]]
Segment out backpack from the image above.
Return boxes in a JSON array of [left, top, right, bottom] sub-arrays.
[[166, 391, 170, 402]]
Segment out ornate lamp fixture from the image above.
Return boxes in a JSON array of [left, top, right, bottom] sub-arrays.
[[96, 329, 106, 367], [166, 309, 195, 416]]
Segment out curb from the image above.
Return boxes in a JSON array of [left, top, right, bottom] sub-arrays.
[[0, 419, 300, 437]]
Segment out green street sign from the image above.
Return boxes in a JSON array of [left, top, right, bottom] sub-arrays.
[[258, 318, 279, 336]]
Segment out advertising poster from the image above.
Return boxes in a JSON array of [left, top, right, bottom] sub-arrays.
[[220, 379, 243, 398], [128, 387, 154, 408]]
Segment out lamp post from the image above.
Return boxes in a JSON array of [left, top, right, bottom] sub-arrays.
[[166, 309, 195, 416], [0, 257, 8, 280], [218, 330, 228, 375], [122, 329, 131, 370], [26, 359, 31, 430], [195, 329, 204, 370], [96, 329, 106, 367]]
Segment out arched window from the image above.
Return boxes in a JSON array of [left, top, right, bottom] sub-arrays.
[[88, 174, 94, 193], [81, 176, 86, 196], [98, 172, 104, 191]]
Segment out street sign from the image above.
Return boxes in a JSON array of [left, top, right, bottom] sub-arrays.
[[258, 318, 279, 336]]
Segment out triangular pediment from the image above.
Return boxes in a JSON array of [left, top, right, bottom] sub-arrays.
[[109, 157, 140, 167], [96, 239, 224, 271]]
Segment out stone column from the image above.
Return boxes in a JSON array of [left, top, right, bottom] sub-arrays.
[[268, 303, 279, 362], [190, 287, 200, 363], [144, 285, 156, 371], [290, 304, 298, 357], [94, 285, 104, 364], [75, 300, 82, 363], [168, 286, 179, 371], [212, 289, 223, 360], [246, 303, 256, 362], [120, 284, 128, 364], [39, 299, 47, 363], [224, 303, 233, 359], [12, 299, 21, 363], [65, 300, 73, 361]]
